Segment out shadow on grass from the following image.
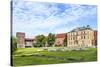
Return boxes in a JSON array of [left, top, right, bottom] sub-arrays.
[[19, 54, 85, 63]]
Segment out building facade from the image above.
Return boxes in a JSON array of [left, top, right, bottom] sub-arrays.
[[93, 30, 97, 46], [16, 32, 34, 48], [67, 26, 95, 48], [16, 32, 25, 48], [16, 25, 97, 48], [54, 33, 66, 46]]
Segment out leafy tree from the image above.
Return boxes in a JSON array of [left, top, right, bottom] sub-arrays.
[[47, 33, 55, 47], [33, 35, 46, 47], [63, 33, 67, 46], [11, 36, 17, 53]]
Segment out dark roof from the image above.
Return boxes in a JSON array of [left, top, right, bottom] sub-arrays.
[[70, 25, 92, 32], [16, 32, 25, 34]]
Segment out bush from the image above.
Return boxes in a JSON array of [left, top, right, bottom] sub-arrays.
[[11, 36, 17, 53]]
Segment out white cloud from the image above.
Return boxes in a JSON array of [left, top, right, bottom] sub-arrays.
[[12, 1, 97, 37]]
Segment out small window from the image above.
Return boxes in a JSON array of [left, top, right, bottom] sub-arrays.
[[84, 36, 85, 39]]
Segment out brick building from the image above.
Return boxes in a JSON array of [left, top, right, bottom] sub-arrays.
[[16, 32, 34, 48], [54, 33, 66, 46], [16, 25, 97, 48]]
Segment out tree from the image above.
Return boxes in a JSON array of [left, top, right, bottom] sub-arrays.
[[47, 33, 55, 47], [11, 36, 17, 53], [63, 33, 67, 47], [33, 35, 46, 47]]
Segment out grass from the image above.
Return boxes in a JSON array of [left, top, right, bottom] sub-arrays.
[[12, 47, 97, 66]]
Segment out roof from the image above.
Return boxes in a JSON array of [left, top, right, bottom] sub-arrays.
[[70, 25, 92, 32], [55, 33, 66, 38], [16, 32, 25, 34]]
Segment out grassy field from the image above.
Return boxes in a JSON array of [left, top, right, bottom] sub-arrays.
[[12, 47, 97, 66]]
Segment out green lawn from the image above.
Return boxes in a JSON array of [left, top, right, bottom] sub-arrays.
[[12, 47, 97, 66]]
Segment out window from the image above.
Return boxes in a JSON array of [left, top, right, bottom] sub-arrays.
[[84, 31, 85, 34], [73, 37, 74, 40], [75, 37, 76, 40], [70, 37, 72, 40], [84, 36, 85, 39], [88, 36, 89, 39], [81, 36, 83, 39], [71, 37, 73, 40]]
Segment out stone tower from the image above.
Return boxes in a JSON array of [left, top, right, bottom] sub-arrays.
[[16, 32, 25, 48]]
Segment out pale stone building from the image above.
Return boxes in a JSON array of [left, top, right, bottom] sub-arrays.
[[67, 25, 94, 48], [16, 25, 97, 48]]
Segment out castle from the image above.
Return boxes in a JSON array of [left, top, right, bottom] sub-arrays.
[[16, 25, 97, 48]]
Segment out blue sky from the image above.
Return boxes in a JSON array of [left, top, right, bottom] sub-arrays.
[[12, 0, 97, 38]]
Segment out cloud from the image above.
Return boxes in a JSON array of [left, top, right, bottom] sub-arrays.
[[12, 1, 97, 37]]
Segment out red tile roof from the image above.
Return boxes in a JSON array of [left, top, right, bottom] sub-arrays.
[[16, 32, 25, 34], [55, 33, 66, 38]]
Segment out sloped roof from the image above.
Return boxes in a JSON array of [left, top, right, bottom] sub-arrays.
[[55, 33, 66, 38], [70, 25, 92, 32]]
